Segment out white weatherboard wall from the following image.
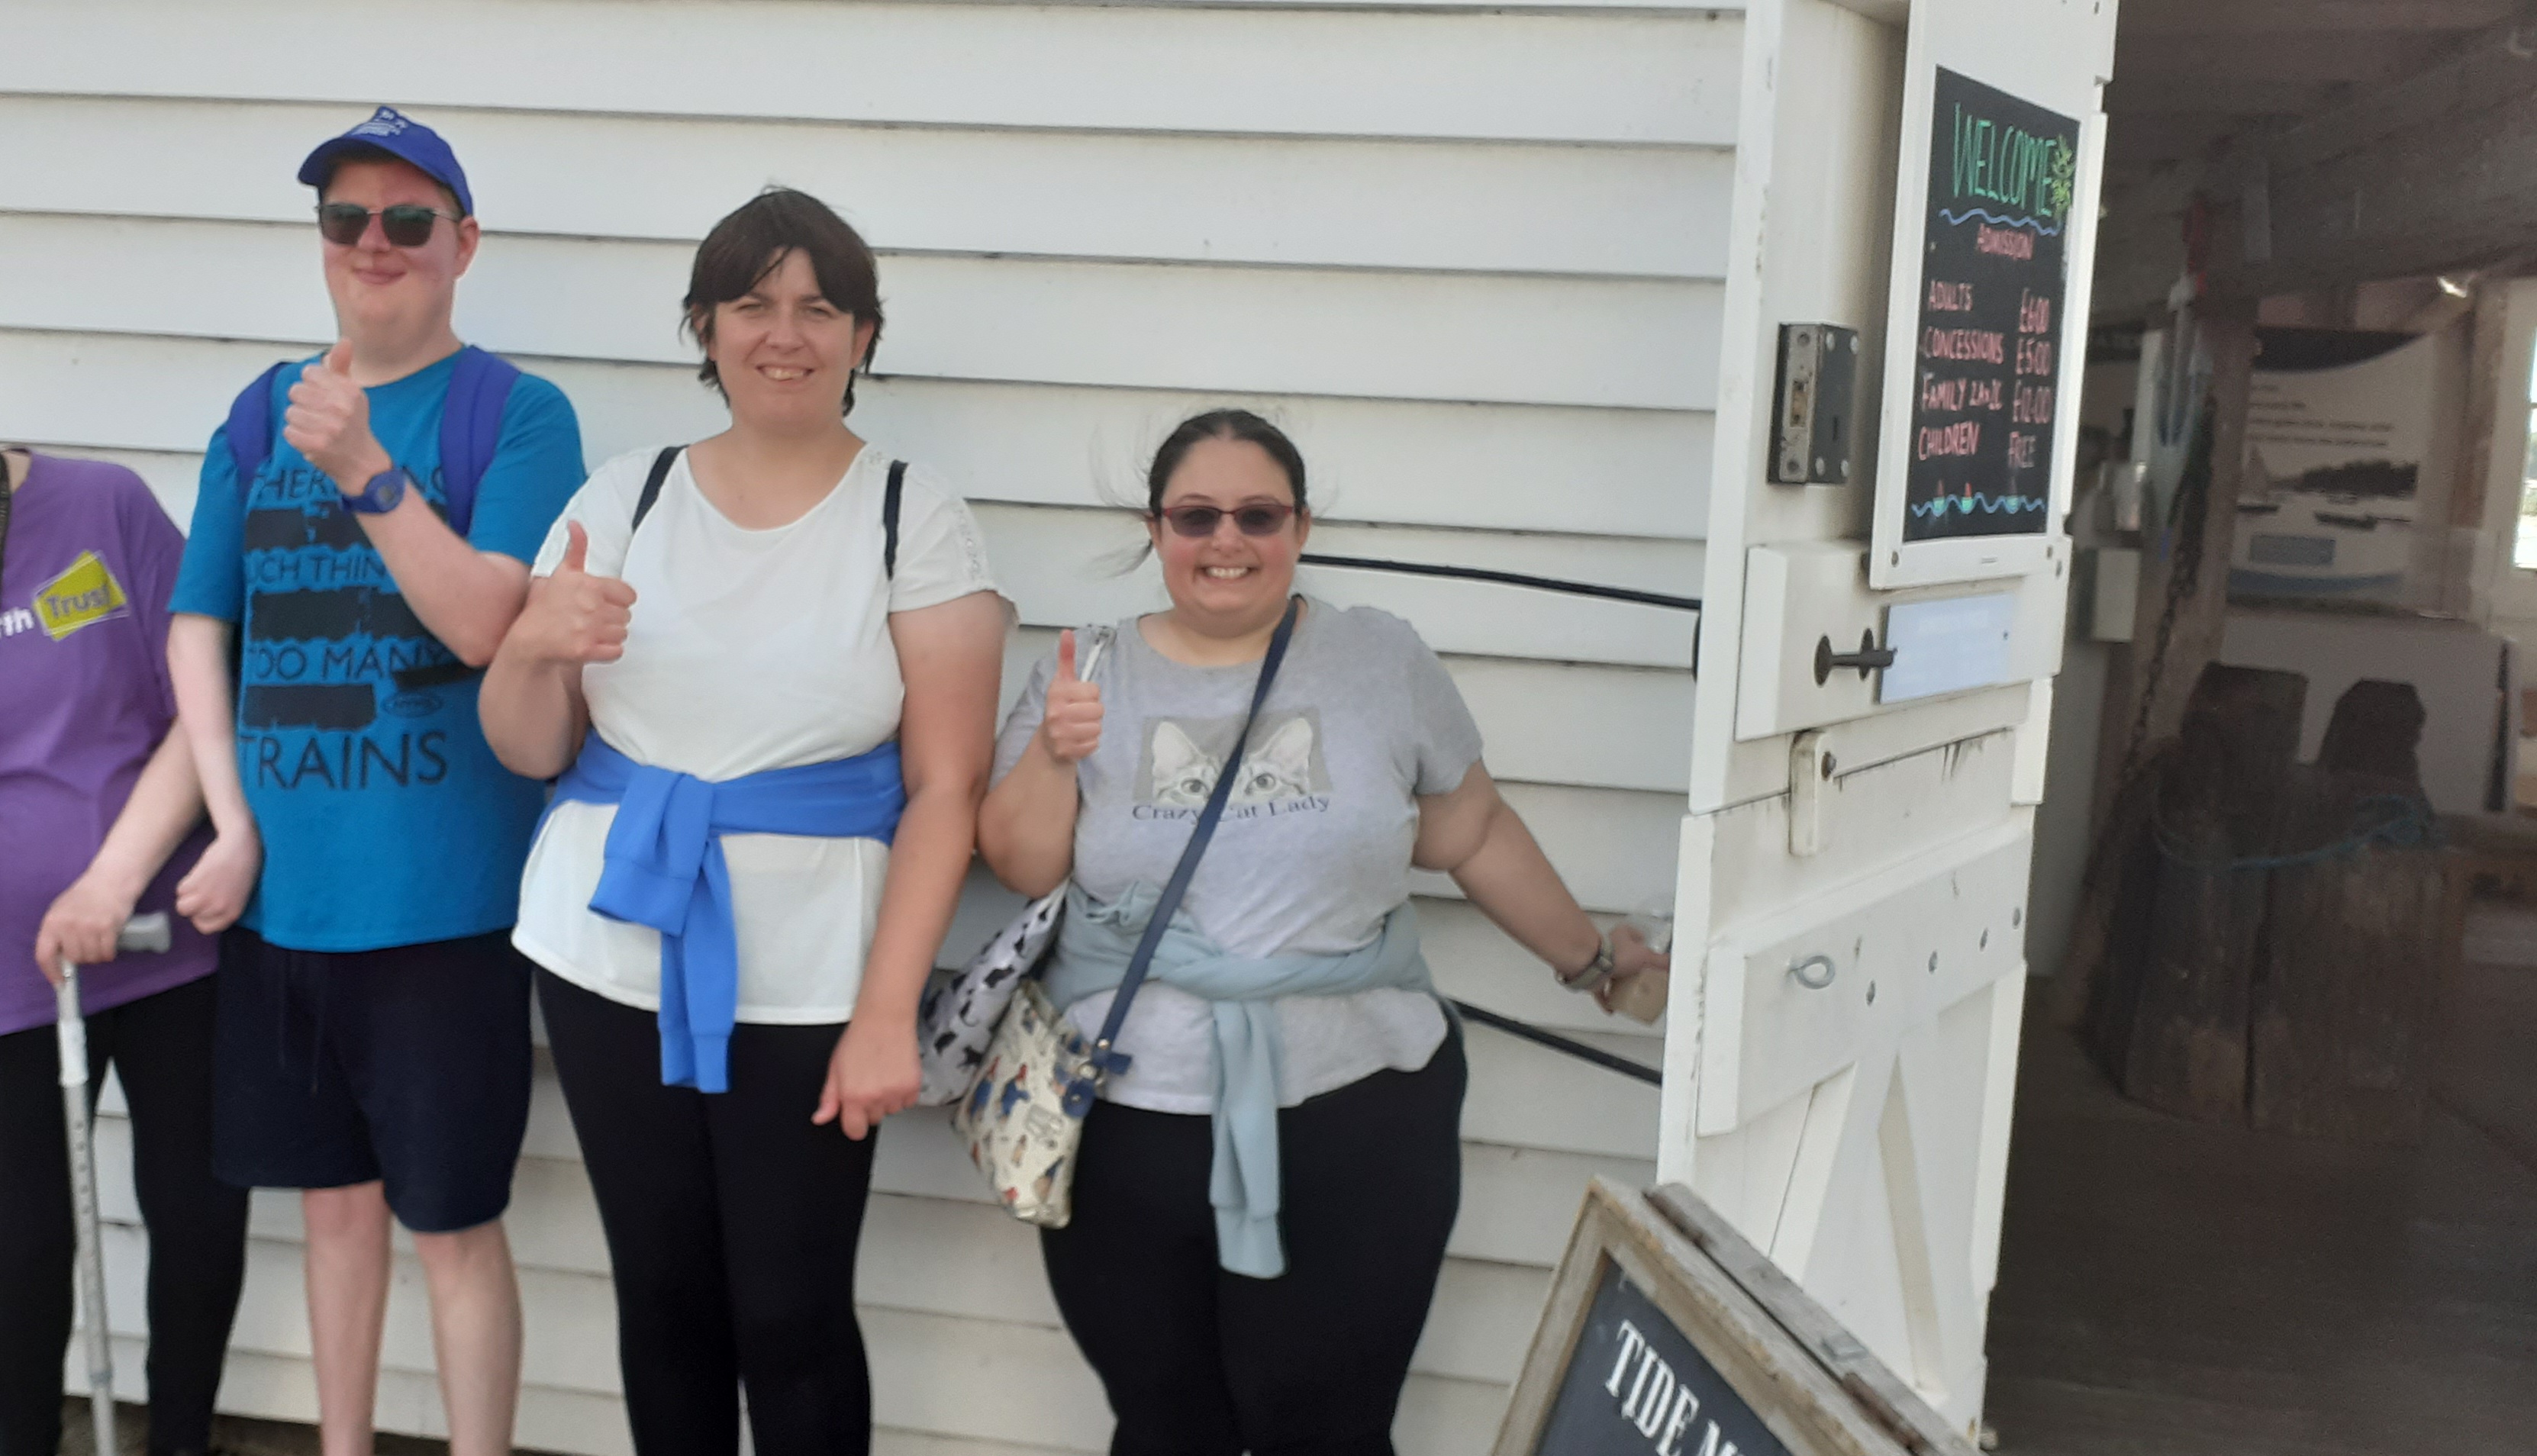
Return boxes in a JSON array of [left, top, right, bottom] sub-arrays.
[[2, 2, 1737, 1450]]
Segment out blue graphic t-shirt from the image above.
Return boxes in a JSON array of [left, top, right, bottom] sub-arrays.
[[169, 350, 585, 952]]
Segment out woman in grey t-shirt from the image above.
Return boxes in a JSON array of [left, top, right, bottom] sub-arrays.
[[981, 409, 1667, 1454]]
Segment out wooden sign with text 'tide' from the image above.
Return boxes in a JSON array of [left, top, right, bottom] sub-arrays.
[[1493, 1180, 1978, 1456]]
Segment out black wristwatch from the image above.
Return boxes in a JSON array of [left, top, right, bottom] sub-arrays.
[[342, 465, 409, 516], [1558, 938, 1618, 993]]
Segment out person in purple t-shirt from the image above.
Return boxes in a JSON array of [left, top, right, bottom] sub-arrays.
[[0, 447, 251, 1456]]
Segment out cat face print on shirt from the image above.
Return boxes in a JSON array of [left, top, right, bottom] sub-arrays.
[[1133, 710, 1331, 820]]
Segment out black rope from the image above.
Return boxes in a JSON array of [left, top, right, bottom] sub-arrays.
[[1298, 553, 1702, 614], [1449, 998, 1663, 1086], [1288, 549, 1682, 1087]]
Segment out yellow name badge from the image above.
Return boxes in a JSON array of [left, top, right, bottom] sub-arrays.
[[35, 551, 131, 641]]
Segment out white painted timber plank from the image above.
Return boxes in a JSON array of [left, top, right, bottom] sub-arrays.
[[1458, 1019, 1660, 1158], [0, 95, 1733, 281], [875, 1074, 1643, 1224], [91, 1115, 610, 1277], [875, 1011, 1658, 1176], [1414, 1261, 1554, 1385], [995, 633, 1697, 800], [73, 1335, 1088, 1456], [1705, 733, 2022, 935], [943, 852, 1671, 1045], [21, 459, 1700, 792], [856, 1193, 1065, 1329], [0, 330, 1713, 539], [1396, 1372, 1517, 1456], [859, 1306, 1111, 1451], [1453, 1142, 1657, 1267], [67, 1342, 641, 1455], [871, 1432, 1087, 1456], [1421, 900, 1671, 1037], [520, 1047, 583, 1164], [88, 1127, 1597, 1442], [88, 1226, 622, 1396], [0, 215, 1721, 410], [0, 1, 1742, 147], [858, 1192, 1555, 1386], [1007, 627, 1697, 797], [1446, 656, 1697, 795], [875, 1106, 1004, 1206], [976, 504, 1700, 668], [99, 1092, 1648, 1283], [1409, 780, 1687, 913]]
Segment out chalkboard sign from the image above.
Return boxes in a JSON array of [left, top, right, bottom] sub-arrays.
[[1533, 1261, 1794, 1456], [1494, 1181, 1976, 1456], [1901, 68, 2080, 544]]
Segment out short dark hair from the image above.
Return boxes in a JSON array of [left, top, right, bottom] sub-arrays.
[[682, 188, 885, 416], [315, 143, 466, 217], [1146, 409, 1309, 515]]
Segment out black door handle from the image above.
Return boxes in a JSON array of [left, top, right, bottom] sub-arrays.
[[1814, 630, 1896, 685]]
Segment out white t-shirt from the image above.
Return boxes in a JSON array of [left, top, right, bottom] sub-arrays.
[[512, 445, 998, 1023]]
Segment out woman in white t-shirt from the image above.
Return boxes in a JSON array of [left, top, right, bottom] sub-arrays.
[[478, 189, 1005, 1456]]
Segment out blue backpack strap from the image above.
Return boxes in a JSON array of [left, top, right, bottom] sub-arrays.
[[437, 345, 522, 538], [376, 348, 519, 697], [226, 361, 293, 498]]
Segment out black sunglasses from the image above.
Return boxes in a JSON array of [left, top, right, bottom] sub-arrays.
[[316, 202, 460, 248], [1158, 502, 1296, 539]]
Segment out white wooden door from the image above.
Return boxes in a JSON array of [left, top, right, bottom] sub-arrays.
[[1657, 0, 2116, 1438]]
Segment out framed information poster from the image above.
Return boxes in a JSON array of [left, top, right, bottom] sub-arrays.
[[1871, 60, 2099, 589]]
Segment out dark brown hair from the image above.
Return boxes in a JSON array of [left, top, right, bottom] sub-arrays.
[[1146, 409, 1309, 515], [682, 188, 884, 415]]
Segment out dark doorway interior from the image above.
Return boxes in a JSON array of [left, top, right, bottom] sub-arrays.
[[1983, 927, 2537, 1456]]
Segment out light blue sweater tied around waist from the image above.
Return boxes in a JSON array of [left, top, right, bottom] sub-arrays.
[[549, 734, 906, 1093], [1044, 881, 1437, 1278]]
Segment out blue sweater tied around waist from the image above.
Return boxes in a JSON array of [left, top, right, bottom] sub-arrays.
[[1044, 881, 1436, 1279], [550, 735, 906, 1092]]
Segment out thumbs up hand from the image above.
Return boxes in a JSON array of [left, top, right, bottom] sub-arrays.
[[283, 340, 392, 494], [518, 520, 638, 667], [1037, 629, 1105, 765]]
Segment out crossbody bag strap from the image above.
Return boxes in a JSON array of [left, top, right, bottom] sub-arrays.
[[1087, 596, 1304, 1065], [882, 459, 906, 580], [632, 445, 684, 535]]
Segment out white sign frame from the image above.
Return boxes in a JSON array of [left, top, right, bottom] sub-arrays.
[[1868, 0, 2110, 591]]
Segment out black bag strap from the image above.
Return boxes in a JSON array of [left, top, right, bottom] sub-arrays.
[[882, 459, 905, 581], [1076, 597, 1304, 1095], [633, 448, 901, 583], [632, 445, 682, 536]]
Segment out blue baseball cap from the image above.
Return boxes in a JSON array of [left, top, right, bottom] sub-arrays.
[[298, 105, 474, 217]]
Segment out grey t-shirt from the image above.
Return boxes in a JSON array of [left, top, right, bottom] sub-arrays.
[[991, 599, 1484, 1112]]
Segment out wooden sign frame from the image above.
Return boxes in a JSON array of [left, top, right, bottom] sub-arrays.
[[1493, 1179, 1977, 1456]]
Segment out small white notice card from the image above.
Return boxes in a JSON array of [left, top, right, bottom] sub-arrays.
[[1879, 592, 2016, 703]]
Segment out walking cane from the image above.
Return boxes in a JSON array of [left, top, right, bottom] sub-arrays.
[[56, 911, 172, 1456]]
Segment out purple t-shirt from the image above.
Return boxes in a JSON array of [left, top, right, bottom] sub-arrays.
[[1, 453, 215, 1036]]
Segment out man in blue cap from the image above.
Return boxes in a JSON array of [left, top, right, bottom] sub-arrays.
[[166, 105, 583, 1456]]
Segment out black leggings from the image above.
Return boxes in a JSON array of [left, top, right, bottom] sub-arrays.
[[536, 969, 878, 1456], [1041, 1029, 1467, 1456], [0, 973, 249, 1456]]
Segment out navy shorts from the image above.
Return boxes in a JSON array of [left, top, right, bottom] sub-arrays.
[[212, 926, 532, 1234]]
